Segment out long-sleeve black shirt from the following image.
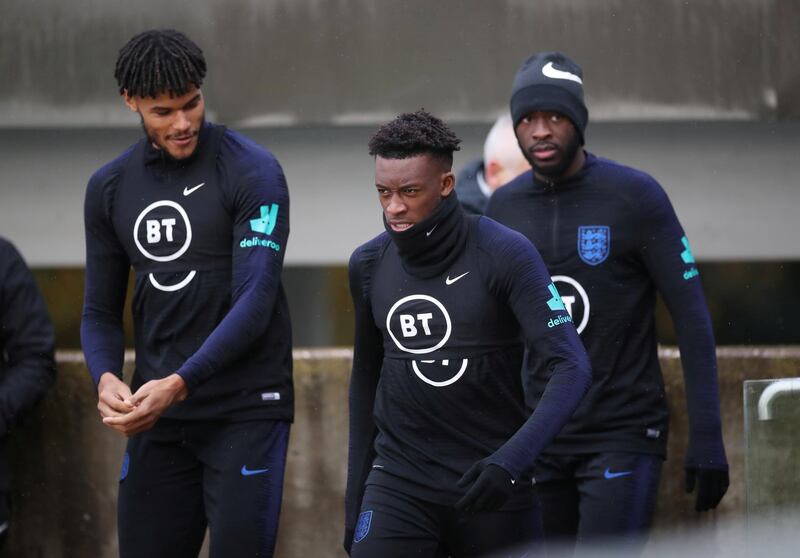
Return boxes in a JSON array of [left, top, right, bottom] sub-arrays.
[[345, 210, 591, 534], [0, 238, 56, 490], [81, 123, 293, 422], [486, 152, 727, 471], [0, 238, 55, 440]]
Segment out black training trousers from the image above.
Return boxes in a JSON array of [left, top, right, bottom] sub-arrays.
[[350, 483, 543, 557], [533, 452, 663, 556], [118, 418, 289, 558]]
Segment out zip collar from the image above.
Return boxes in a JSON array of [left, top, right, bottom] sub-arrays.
[[143, 122, 212, 181], [530, 151, 596, 193]]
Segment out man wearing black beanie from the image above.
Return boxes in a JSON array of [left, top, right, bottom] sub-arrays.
[[487, 52, 729, 552], [345, 110, 591, 556]]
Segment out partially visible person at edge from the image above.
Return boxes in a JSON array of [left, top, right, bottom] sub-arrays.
[[344, 110, 591, 557], [486, 51, 729, 554], [0, 238, 56, 549], [80, 29, 292, 558], [456, 113, 530, 215]]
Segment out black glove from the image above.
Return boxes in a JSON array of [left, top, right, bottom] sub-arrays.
[[455, 463, 516, 513], [685, 467, 729, 512], [343, 527, 354, 555]]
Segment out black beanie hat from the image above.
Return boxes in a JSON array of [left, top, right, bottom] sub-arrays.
[[510, 51, 588, 144]]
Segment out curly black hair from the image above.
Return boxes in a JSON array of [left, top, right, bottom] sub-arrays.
[[368, 110, 462, 167], [114, 29, 206, 98]]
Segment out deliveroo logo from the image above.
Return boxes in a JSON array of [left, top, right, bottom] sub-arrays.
[[250, 204, 279, 235], [680, 236, 695, 264], [546, 283, 566, 311], [546, 282, 573, 329], [241, 204, 281, 252], [681, 236, 699, 280]]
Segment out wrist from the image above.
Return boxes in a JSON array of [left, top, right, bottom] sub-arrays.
[[97, 371, 122, 392], [168, 373, 189, 401]]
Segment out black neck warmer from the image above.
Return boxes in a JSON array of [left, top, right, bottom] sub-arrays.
[[384, 191, 468, 279]]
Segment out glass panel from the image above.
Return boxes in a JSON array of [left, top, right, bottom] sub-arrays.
[[744, 378, 800, 522]]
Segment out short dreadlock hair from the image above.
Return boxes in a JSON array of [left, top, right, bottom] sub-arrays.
[[115, 29, 206, 99], [368, 110, 462, 168]]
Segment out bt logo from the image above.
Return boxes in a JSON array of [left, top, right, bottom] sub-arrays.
[[133, 200, 192, 262], [412, 359, 469, 387], [133, 200, 195, 292], [386, 294, 467, 388], [386, 294, 451, 354], [145, 218, 177, 244], [399, 313, 434, 338]]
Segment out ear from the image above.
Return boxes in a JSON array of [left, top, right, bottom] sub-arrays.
[[441, 171, 455, 197], [122, 91, 139, 113]]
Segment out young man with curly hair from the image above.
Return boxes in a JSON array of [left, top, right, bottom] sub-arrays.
[[81, 29, 292, 558], [344, 110, 592, 557]]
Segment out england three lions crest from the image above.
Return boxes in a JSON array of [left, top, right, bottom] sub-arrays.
[[354, 510, 373, 544], [578, 226, 610, 266]]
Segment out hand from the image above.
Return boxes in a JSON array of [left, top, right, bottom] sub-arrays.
[[97, 372, 135, 420], [685, 467, 729, 512], [455, 463, 516, 513], [102, 374, 188, 436]]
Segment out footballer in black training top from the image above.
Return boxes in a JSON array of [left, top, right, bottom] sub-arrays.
[[81, 29, 292, 558], [487, 51, 729, 553], [345, 110, 591, 557]]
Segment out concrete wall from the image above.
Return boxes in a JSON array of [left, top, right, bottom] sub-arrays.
[[3, 1, 798, 266], [6, 347, 800, 556], [1, 0, 797, 127], [2, 121, 799, 267]]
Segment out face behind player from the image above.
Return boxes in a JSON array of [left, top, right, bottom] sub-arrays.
[[515, 110, 584, 182]]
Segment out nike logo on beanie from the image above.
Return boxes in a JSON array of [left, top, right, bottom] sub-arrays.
[[542, 61, 583, 84]]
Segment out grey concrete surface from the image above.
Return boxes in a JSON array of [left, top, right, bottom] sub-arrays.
[[1, 0, 797, 126], [0, 121, 798, 267], [6, 347, 800, 556]]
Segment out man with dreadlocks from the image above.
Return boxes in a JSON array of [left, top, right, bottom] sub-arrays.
[[344, 110, 592, 557], [81, 29, 292, 557]]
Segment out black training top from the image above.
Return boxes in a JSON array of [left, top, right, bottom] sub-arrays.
[[345, 193, 591, 534], [0, 238, 56, 442], [0, 238, 56, 491], [486, 152, 727, 471], [81, 123, 293, 422]]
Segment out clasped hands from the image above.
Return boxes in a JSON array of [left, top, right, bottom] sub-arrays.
[[96, 372, 188, 436]]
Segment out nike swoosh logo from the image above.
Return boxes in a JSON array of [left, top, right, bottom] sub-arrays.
[[445, 271, 470, 285], [241, 465, 270, 476], [183, 182, 205, 196], [426, 223, 438, 237], [542, 62, 583, 84], [603, 468, 632, 480]]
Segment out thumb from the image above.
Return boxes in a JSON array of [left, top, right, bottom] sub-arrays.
[[127, 388, 149, 407], [685, 468, 696, 493], [457, 462, 482, 488]]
